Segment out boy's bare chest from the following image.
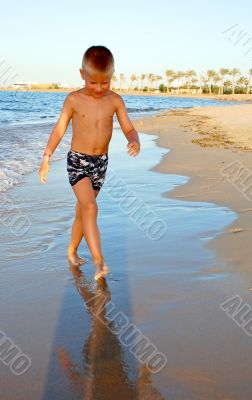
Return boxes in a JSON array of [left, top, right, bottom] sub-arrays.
[[74, 100, 115, 124]]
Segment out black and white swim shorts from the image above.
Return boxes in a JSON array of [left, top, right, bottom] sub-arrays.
[[67, 149, 109, 191]]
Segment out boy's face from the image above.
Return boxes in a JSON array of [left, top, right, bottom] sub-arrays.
[[80, 66, 113, 98]]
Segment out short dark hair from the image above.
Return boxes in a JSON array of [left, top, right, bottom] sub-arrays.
[[82, 45, 114, 73]]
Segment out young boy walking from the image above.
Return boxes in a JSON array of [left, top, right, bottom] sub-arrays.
[[38, 45, 141, 280]]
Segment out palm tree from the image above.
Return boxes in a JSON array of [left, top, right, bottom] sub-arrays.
[[140, 74, 146, 91], [224, 80, 232, 92], [213, 73, 221, 94], [155, 75, 163, 90], [175, 71, 185, 92], [230, 68, 240, 95], [219, 68, 229, 95], [119, 73, 125, 91], [207, 70, 218, 94], [247, 68, 252, 94], [191, 78, 198, 88], [130, 74, 137, 90], [111, 73, 117, 90], [185, 70, 196, 90], [199, 74, 208, 92], [147, 73, 154, 91], [150, 74, 157, 89], [237, 76, 249, 92], [136, 75, 140, 90], [165, 69, 175, 93]]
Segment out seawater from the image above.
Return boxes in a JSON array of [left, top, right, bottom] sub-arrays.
[[0, 130, 237, 272], [0, 91, 238, 193]]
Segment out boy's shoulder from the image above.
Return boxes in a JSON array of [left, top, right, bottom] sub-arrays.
[[63, 90, 78, 104], [108, 90, 125, 106], [107, 90, 124, 102], [109, 90, 122, 99], [66, 89, 82, 99], [64, 89, 124, 110], [62, 89, 86, 107], [69, 88, 124, 102]]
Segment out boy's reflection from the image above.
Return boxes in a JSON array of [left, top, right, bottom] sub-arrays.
[[57, 264, 165, 400]]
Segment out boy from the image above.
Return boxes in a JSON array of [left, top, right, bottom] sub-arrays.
[[38, 45, 141, 280]]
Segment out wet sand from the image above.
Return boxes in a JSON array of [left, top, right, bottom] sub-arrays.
[[1, 107, 252, 399], [133, 104, 252, 281]]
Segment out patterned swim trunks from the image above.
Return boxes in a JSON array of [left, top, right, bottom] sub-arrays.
[[67, 149, 109, 191]]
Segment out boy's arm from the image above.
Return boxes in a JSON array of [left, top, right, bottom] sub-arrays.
[[39, 94, 74, 183], [115, 96, 140, 157], [42, 94, 74, 159]]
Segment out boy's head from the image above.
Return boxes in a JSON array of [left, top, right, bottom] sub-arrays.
[[82, 45, 114, 74], [80, 45, 115, 97]]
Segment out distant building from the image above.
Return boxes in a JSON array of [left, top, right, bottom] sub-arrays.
[[31, 82, 71, 89], [11, 81, 32, 89], [11, 81, 72, 90], [170, 88, 202, 94], [59, 83, 70, 88]]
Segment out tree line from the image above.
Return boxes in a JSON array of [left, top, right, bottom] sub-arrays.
[[112, 69, 252, 94]]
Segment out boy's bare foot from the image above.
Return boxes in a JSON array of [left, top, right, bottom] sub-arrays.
[[101, 263, 109, 275], [93, 259, 110, 280], [76, 254, 87, 265], [68, 247, 87, 266]]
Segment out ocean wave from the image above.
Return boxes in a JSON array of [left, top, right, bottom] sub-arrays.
[[0, 123, 71, 193], [127, 106, 158, 113]]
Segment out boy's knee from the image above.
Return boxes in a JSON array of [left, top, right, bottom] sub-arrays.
[[80, 201, 98, 214]]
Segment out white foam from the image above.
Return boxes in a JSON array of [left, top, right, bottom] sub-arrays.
[[0, 123, 71, 193]]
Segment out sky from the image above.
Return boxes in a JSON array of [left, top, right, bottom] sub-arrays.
[[1, 0, 252, 86]]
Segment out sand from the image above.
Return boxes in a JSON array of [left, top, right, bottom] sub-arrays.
[[184, 104, 252, 149], [133, 103, 252, 281]]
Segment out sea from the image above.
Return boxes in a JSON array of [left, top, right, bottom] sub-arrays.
[[0, 90, 237, 193]]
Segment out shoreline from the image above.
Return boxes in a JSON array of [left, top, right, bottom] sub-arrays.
[[134, 103, 252, 282], [0, 87, 251, 102]]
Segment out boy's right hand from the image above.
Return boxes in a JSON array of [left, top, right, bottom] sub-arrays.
[[39, 159, 50, 184]]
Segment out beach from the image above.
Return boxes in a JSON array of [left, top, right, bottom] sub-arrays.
[[133, 104, 252, 281], [1, 99, 252, 399]]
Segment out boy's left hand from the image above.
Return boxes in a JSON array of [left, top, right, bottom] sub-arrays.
[[127, 141, 140, 157]]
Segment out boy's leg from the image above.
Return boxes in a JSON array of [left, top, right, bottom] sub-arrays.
[[71, 177, 108, 278], [68, 189, 99, 265]]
